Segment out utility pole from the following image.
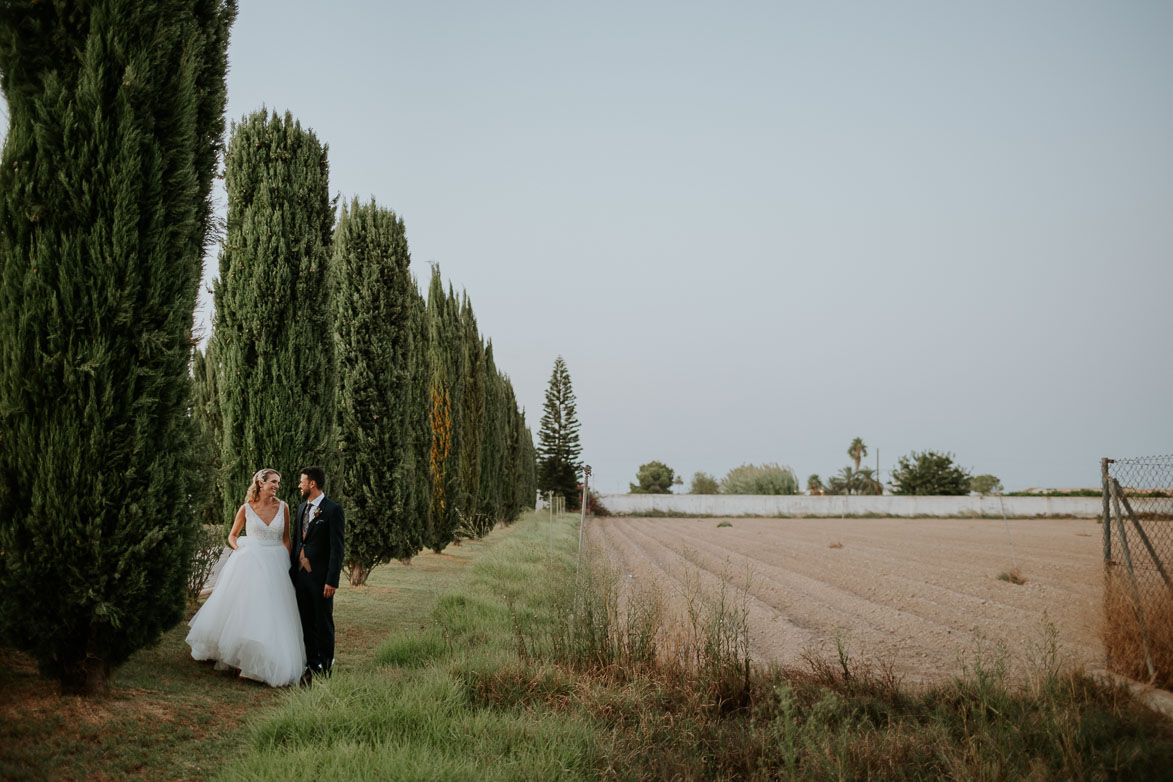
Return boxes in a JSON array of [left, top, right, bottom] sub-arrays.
[[579, 465, 591, 552]]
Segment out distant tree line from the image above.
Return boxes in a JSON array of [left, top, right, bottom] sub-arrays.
[[637, 439, 1000, 498], [626, 463, 800, 495]]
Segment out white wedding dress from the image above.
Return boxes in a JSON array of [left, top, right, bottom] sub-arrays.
[[186, 501, 306, 686]]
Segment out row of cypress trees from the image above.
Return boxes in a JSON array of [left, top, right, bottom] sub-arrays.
[[196, 110, 536, 588], [0, 3, 533, 694]]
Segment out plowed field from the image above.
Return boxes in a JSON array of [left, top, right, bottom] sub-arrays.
[[586, 516, 1105, 685]]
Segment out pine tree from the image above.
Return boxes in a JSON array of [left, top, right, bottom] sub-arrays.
[[0, 0, 236, 694], [537, 356, 582, 505], [212, 110, 335, 523], [331, 199, 419, 584]]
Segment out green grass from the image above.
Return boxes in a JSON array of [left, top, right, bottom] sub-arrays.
[[217, 511, 598, 781]]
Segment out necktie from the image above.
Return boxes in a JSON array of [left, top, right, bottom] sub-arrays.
[[302, 506, 310, 540]]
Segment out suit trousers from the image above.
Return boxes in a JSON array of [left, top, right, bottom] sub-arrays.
[[294, 568, 334, 672]]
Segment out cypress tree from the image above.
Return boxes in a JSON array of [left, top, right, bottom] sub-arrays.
[[191, 346, 225, 530], [476, 344, 505, 525], [331, 198, 418, 584], [520, 417, 537, 513], [0, 0, 236, 693], [444, 284, 467, 528], [426, 266, 457, 552], [537, 355, 582, 505], [457, 294, 486, 532], [501, 378, 537, 522], [406, 284, 432, 551], [212, 110, 335, 522]]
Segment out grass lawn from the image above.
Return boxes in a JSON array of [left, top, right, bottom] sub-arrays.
[[0, 518, 522, 781]]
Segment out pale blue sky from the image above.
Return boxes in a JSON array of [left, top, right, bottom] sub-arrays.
[[5, 2, 1172, 492]]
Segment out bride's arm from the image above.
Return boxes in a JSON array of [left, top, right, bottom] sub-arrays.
[[282, 503, 292, 553], [227, 505, 247, 550]]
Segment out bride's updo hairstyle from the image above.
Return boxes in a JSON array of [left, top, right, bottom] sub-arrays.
[[246, 468, 280, 503]]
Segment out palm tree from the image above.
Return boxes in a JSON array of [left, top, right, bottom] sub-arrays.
[[807, 474, 824, 495], [834, 465, 856, 495], [853, 467, 883, 495], [848, 437, 868, 473]]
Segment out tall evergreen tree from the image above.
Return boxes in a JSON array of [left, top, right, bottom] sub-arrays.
[[212, 110, 335, 523], [191, 346, 225, 531], [406, 283, 432, 555], [501, 379, 537, 522], [457, 293, 486, 531], [444, 284, 468, 527], [331, 198, 418, 584], [426, 267, 458, 552], [476, 344, 505, 525], [519, 417, 538, 516], [0, 0, 236, 693], [537, 356, 582, 505]]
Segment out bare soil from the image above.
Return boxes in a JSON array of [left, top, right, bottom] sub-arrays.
[[586, 516, 1105, 686]]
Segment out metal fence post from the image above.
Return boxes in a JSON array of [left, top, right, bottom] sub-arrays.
[[1102, 457, 1113, 564]]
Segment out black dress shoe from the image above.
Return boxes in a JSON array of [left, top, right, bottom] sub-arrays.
[[298, 669, 313, 687]]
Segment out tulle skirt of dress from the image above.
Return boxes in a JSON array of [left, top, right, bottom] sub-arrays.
[[186, 538, 306, 687]]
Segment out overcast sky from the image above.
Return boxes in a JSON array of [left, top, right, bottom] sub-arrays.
[[7, 2, 1172, 493]]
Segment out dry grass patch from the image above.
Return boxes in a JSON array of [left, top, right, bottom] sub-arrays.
[[1103, 567, 1173, 688]]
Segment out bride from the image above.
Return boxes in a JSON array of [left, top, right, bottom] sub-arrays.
[[186, 468, 306, 686]]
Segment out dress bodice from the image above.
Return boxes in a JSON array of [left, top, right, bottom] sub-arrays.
[[244, 501, 285, 546]]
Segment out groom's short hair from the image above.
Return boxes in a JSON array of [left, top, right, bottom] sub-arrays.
[[301, 466, 327, 491]]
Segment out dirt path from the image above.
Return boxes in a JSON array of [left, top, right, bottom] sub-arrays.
[[586, 516, 1105, 686]]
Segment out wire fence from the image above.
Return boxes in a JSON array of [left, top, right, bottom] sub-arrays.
[[1102, 455, 1173, 686]]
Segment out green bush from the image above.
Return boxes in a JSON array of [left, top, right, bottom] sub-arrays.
[[630, 460, 676, 493], [890, 451, 971, 495], [691, 472, 720, 494], [720, 463, 798, 495]]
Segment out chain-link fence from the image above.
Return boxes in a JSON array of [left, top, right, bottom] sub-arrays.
[[1102, 455, 1173, 686]]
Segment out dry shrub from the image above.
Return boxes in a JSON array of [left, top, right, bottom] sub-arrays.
[[997, 567, 1025, 585], [186, 524, 223, 602], [1103, 566, 1173, 688], [795, 635, 904, 703]]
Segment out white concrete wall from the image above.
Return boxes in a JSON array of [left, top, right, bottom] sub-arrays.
[[597, 493, 1102, 518]]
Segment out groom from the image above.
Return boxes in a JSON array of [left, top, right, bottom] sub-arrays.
[[291, 465, 345, 683]]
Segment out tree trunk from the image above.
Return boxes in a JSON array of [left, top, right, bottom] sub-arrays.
[[60, 651, 110, 696], [349, 564, 370, 587]]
